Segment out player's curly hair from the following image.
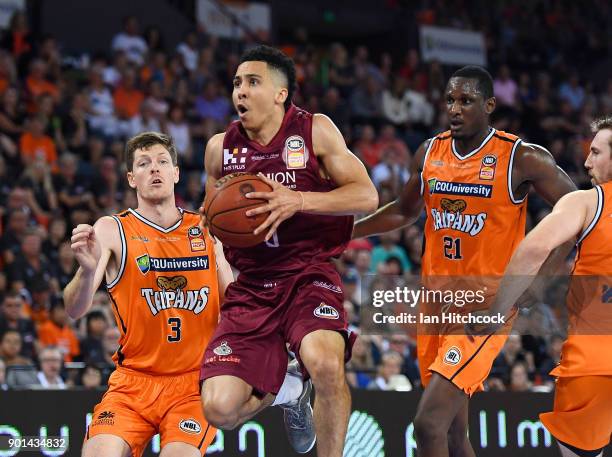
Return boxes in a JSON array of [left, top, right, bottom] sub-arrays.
[[591, 115, 612, 154], [125, 131, 178, 172], [240, 45, 296, 110]]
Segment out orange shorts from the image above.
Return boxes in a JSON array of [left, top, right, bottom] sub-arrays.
[[85, 367, 216, 457], [418, 332, 509, 396], [540, 376, 612, 451]]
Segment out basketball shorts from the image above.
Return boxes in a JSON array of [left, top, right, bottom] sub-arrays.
[[540, 376, 612, 451], [417, 304, 515, 395], [85, 367, 216, 457], [200, 262, 356, 395]]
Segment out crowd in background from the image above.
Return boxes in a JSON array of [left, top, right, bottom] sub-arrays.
[[0, 0, 610, 391]]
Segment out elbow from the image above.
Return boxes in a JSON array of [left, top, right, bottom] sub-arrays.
[[362, 189, 379, 214]]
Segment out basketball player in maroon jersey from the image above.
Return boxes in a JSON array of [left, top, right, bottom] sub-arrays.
[[200, 45, 378, 456]]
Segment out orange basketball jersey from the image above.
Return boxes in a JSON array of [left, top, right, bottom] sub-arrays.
[[421, 128, 528, 277], [106, 208, 220, 375], [552, 182, 612, 377]]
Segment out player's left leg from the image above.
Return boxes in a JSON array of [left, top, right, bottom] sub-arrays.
[[413, 373, 469, 457], [447, 401, 475, 457], [299, 329, 350, 457]]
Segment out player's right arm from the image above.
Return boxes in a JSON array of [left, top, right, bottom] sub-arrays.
[[352, 139, 429, 238], [63, 217, 119, 319], [204, 133, 225, 193]]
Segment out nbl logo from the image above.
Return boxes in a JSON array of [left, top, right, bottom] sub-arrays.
[[444, 347, 462, 366]]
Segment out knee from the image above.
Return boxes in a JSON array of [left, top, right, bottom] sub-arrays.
[[201, 388, 241, 430], [413, 411, 445, 444], [303, 355, 345, 393]]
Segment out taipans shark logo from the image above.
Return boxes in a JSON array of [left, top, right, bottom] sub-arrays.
[[429, 196, 488, 236]]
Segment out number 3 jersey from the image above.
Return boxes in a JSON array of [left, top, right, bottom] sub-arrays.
[[220, 104, 353, 278], [421, 128, 528, 277], [106, 208, 220, 375]]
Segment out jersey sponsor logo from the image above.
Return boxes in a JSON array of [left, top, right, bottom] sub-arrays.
[[131, 235, 149, 242], [188, 226, 206, 252], [314, 302, 340, 320], [213, 341, 232, 356], [223, 147, 248, 170], [603, 285, 612, 303], [313, 280, 342, 294], [179, 419, 202, 434], [427, 178, 492, 198], [431, 160, 444, 167], [146, 256, 209, 272], [136, 254, 151, 274], [443, 346, 462, 365], [264, 171, 297, 189], [92, 410, 115, 426], [252, 152, 280, 161], [142, 275, 210, 316], [283, 135, 308, 169], [479, 155, 497, 180]]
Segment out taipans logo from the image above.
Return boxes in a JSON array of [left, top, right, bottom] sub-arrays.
[[344, 411, 385, 457], [479, 155, 497, 181], [314, 303, 340, 320], [440, 198, 467, 213], [179, 419, 202, 434], [427, 178, 492, 198], [223, 147, 248, 170], [135, 255, 209, 274], [283, 135, 308, 169], [444, 346, 462, 366], [213, 341, 232, 356]]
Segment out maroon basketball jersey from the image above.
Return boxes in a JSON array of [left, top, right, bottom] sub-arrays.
[[220, 105, 353, 278]]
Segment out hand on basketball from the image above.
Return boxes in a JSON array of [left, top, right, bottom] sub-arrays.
[[70, 224, 101, 273], [245, 173, 303, 241]]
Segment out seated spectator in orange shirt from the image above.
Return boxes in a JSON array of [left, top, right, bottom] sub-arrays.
[[37, 298, 80, 362], [19, 115, 57, 170], [25, 59, 60, 112], [113, 67, 144, 120]]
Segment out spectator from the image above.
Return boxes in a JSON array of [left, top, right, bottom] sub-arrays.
[[0, 291, 36, 359], [0, 86, 24, 146], [177, 30, 199, 72], [42, 215, 67, 266], [538, 333, 565, 386], [493, 64, 518, 107], [113, 68, 144, 122], [508, 361, 532, 392], [320, 87, 350, 130], [346, 336, 376, 388], [93, 154, 124, 212], [350, 75, 383, 124], [489, 332, 535, 384], [559, 73, 585, 111], [24, 59, 60, 111], [86, 65, 117, 137], [0, 329, 33, 366], [1, 11, 34, 61], [80, 364, 103, 389], [100, 326, 120, 382], [35, 346, 65, 389], [18, 157, 58, 220], [54, 241, 77, 290], [353, 124, 379, 169], [79, 310, 108, 365], [127, 99, 161, 138], [37, 298, 80, 362], [0, 207, 29, 265], [164, 105, 192, 166], [54, 152, 97, 226], [194, 79, 230, 126], [328, 43, 355, 98], [24, 277, 52, 325], [6, 228, 57, 293], [19, 115, 58, 170], [370, 231, 412, 273], [111, 16, 148, 66], [367, 351, 412, 391]]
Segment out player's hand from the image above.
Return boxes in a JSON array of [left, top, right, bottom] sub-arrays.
[[245, 173, 303, 241], [70, 224, 101, 273]]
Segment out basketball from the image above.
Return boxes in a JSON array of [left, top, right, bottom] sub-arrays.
[[204, 173, 272, 248]]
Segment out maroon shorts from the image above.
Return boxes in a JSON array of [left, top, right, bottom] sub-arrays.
[[200, 262, 356, 395]]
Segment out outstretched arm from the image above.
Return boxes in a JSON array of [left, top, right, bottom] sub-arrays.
[[352, 139, 429, 238], [469, 190, 593, 335]]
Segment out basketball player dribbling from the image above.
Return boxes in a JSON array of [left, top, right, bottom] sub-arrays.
[[65, 132, 233, 457], [200, 45, 378, 456], [353, 66, 576, 457], [469, 115, 612, 457]]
